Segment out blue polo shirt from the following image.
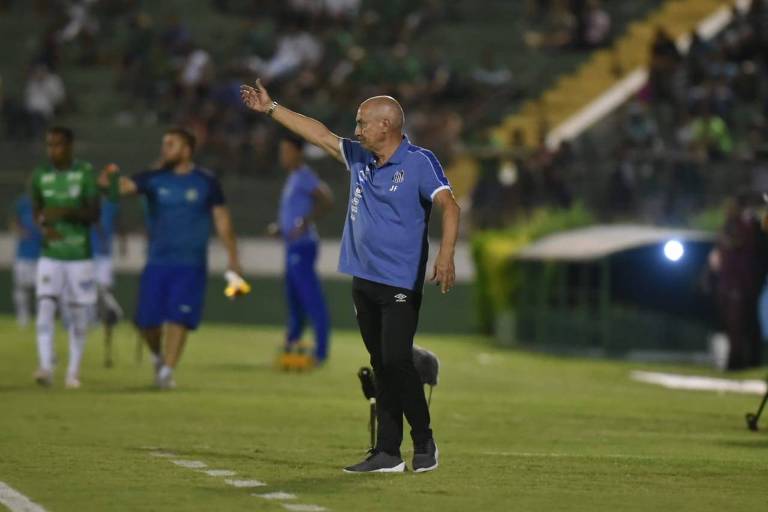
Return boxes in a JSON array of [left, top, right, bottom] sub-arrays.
[[131, 167, 225, 266], [91, 197, 119, 257], [278, 165, 320, 245], [338, 136, 451, 291], [14, 195, 42, 261]]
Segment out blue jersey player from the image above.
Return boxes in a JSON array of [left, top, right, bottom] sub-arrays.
[[100, 128, 243, 389], [269, 134, 333, 367], [90, 196, 125, 367], [10, 194, 42, 327]]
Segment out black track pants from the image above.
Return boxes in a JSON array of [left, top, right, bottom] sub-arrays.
[[352, 277, 432, 455]]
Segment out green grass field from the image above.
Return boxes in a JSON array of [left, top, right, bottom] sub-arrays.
[[0, 316, 767, 512]]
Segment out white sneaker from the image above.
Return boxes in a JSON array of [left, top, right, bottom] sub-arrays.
[[156, 366, 176, 390], [65, 376, 81, 389], [34, 369, 53, 387]]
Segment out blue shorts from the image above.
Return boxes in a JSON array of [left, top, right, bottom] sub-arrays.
[[134, 264, 207, 330]]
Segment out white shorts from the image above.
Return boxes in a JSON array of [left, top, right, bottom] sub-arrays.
[[94, 256, 114, 288], [13, 259, 38, 288], [36, 257, 97, 305]]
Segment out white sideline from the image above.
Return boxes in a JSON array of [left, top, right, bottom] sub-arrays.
[[201, 469, 237, 477], [254, 492, 298, 501], [0, 482, 47, 512], [223, 479, 267, 488], [631, 371, 767, 395], [283, 505, 328, 512], [546, 0, 752, 148], [171, 460, 208, 469]]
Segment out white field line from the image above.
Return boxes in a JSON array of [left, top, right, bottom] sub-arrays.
[[171, 460, 208, 469], [149, 451, 177, 458], [546, 0, 752, 148], [0, 482, 47, 512], [283, 505, 328, 512], [631, 371, 767, 395], [254, 492, 298, 501], [145, 448, 329, 510], [481, 451, 658, 461], [200, 469, 237, 477], [224, 479, 267, 488]]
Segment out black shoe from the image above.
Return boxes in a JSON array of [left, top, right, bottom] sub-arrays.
[[343, 450, 406, 473], [412, 438, 439, 473]]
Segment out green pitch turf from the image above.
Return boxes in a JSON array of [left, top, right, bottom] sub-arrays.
[[0, 316, 766, 512]]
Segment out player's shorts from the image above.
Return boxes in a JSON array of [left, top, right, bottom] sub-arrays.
[[13, 259, 38, 288], [134, 264, 207, 330], [93, 256, 114, 288], [36, 256, 97, 306]]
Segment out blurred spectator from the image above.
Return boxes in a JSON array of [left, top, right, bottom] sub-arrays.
[[690, 106, 733, 160], [24, 64, 66, 132], [471, 49, 513, 88], [649, 27, 682, 104], [710, 195, 766, 370], [583, 0, 611, 48]]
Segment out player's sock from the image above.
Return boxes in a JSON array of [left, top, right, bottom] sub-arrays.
[[65, 304, 89, 380], [35, 297, 57, 371], [13, 285, 31, 327]]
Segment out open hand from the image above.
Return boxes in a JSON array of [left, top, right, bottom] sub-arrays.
[[430, 250, 455, 294], [240, 79, 273, 113]]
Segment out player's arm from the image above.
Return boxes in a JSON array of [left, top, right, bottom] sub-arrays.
[[212, 205, 243, 275], [98, 164, 139, 196], [289, 182, 334, 239], [430, 189, 460, 294], [241, 79, 344, 164]]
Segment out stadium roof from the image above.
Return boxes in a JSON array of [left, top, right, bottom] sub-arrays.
[[517, 224, 715, 262]]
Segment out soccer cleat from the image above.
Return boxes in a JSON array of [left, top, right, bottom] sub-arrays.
[[224, 270, 251, 299], [65, 376, 81, 389], [343, 450, 406, 474], [33, 369, 53, 387], [412, 438, 439, 473], [276, 341, 316, 371], [156, 366, 176, 390]]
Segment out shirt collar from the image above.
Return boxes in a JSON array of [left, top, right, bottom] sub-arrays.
[[387, 136, 411, 165]]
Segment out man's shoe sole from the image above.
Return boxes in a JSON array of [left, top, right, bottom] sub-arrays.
[[342, 462, 406, 474], [413, 447, 439, 473]]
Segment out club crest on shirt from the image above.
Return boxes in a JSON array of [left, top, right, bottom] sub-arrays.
[[186, 188, 198, 202], [393, 170, 405, 184]]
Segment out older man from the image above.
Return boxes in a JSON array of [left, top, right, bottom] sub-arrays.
[[241, 79, 460, 473]]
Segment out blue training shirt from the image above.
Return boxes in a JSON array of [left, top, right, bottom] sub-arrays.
[[131, 167, 225, 266], [14, 195, 42, 260], [338, 136, 451, 291], [279, 165, 321, 245], [90, 197, 119, 257]]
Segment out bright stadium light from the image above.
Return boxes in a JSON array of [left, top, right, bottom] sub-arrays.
[[663, 240, 684, 262]]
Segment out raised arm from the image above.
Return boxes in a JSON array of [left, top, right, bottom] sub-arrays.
[[241, 79, 344, 164], [430, 189, 460, 294]]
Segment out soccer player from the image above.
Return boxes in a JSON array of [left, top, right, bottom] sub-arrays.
[[101, 128, 243, 389], [90, 195, 125, 367], [241, 80, 460, 473], [270, 134, 333, 367], [31, 126, 100, 389], [10, 193, 42, 328]]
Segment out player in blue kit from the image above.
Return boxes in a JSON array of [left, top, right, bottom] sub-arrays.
[[90, 196, 125, 367], [10, 194, 42, 328], [100, 128, 244, 389], [269, 134, 333, 368]]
